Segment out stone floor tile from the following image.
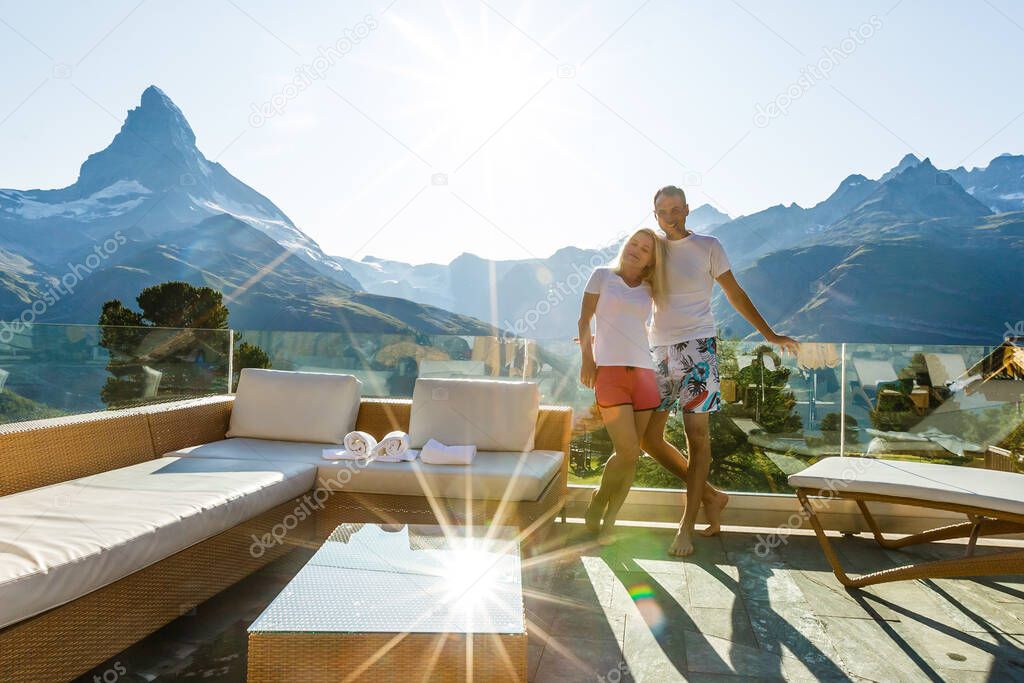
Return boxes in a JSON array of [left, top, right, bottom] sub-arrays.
[[532, 633, 631, 683], [685, 560, 742, 610], [621, 612, 688, 682], [683, 631, 789, 679]]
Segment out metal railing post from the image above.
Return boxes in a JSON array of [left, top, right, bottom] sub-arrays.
[[227, 329, 234, 394], [839, 342, 847, 456]]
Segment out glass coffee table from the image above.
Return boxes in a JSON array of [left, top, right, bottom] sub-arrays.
[[247, 523, 526, 682]]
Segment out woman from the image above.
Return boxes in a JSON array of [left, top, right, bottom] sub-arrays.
[[578, 228, 666, 543]]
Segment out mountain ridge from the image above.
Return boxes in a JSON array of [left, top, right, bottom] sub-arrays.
[[0, 86, 497, 335]]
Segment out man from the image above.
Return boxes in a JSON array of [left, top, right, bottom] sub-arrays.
[[642, 185, 799, 557]]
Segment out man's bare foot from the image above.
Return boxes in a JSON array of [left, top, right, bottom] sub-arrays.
[[584, 490, 603, 535], [668, 529, 694, 557], [597, 523, 618, 546], [700, 491, 730, 537]]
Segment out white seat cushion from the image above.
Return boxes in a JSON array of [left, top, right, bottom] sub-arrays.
[[227, 369, 362, 444], [0, 456, 315, 629], [408, 378, 539, 451], [788, 457, 1024, 517], [168, 437, 562, 502]]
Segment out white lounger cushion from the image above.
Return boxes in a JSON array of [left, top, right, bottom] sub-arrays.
[[408, 378, 539, 451], [227, 369, 362, 444], [788, 457, 1024, 517], [167, 437, 562, 502], [0, 456, 315, 630]]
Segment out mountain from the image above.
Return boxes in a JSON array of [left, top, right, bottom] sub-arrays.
[[818, 158, 991, 239], [947, 153, 1024, 213], [0, 86, 493, 334], [1, 86, 359, 288], [688, 204, 731, 232], [713, 161, 1010, 344], [339, 152, 1022, 344], [39, 214, 491, 333], [335, 244, 615, 339], [712, 172, 879, 270], [878, 152, 921, 183], [714, 213, 1024, 344]]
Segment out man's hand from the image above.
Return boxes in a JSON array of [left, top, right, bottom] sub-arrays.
[[580, 356, 598, 388], [767, 333, 800, 356]]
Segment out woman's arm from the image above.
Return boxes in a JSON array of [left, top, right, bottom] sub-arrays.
[[716, 271, 799, 355], [578, 292, 599, 388]]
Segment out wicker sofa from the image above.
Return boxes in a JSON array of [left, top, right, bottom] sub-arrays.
[[0, 382, 571, 681]]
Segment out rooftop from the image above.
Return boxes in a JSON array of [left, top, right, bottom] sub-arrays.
[[78, 522, 1024, 682]]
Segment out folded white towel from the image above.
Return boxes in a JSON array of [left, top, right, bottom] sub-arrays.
[[322, 448, 366, 461], [343, 430, 377, 459], [419, 438, 476, 465], [372, 431, 416, 462]]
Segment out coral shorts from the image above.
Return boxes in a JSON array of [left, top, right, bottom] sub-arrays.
[[594, 366, 661, 411]]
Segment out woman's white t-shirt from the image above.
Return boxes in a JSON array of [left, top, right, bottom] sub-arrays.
[[584, 267, 654, 369], [649, 233, 731, 346]]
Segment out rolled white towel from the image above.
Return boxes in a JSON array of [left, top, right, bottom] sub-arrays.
[[322, 448, 368, 461], [372, 431, 416, 462], [342, 430, 377, 459], [419, 438, 476, 465]]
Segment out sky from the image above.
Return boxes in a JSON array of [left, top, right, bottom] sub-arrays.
[[2, 0, 1024, 265]]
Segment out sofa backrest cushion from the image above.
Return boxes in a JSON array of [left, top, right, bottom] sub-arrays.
[[408, 378, 539, 451], [227, 369, 361, 444]]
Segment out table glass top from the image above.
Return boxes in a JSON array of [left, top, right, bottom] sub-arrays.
[[248, 524, 524, 635]]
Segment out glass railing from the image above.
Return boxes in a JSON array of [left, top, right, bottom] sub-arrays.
[[0, 323, 232, 422], [3, 324, 1021, 496], [567, 339, 1023, 493], [234, 330, 592, 407]]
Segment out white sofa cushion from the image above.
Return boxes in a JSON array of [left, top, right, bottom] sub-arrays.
[[0, 456, 315, 630], [167, 437, 562, 502], [227, 369, 362, 444], [788, 457, 1024, 517], [408, 378, 539, 451]]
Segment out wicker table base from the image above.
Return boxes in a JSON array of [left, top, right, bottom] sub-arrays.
[[247, 524, 526, 682], [249, 630, 526, 682]]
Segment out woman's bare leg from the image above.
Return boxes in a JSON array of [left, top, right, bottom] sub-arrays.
[[601, 408, 652, 535], [585, 404, 645, 544], [641, 410, 730, 536]]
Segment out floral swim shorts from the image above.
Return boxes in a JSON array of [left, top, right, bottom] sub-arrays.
[[651, 336, 721, 414]]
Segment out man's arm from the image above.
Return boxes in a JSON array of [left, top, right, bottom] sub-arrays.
[[716, 270, 799, 355]]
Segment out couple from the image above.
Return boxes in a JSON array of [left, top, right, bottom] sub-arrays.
[[578, 185, 798, 556]]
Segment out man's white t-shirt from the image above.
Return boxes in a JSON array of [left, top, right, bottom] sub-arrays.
[[649, 233, 732, 346], [583, 267, 654, 369]]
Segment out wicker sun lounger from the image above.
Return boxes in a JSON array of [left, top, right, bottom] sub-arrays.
[[789, 457, 1024, 587]]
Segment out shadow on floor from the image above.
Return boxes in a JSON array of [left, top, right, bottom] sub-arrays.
[[77, 523, 1024, 682]]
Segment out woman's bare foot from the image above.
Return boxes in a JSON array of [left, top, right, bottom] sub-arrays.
[[699, 491, 730, 537], [668, 528, 694, 557], [584, 490, 603, 535], [597, 522, 618, 546]]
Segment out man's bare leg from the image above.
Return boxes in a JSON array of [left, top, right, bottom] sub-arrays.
[[641, 410, 729, 535], [668, 412, 711, 557]]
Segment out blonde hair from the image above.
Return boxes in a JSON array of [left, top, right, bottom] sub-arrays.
[[614, 228, 667, 305]]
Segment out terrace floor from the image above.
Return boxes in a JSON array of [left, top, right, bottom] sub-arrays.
[[77, 522, 1024, 682]]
